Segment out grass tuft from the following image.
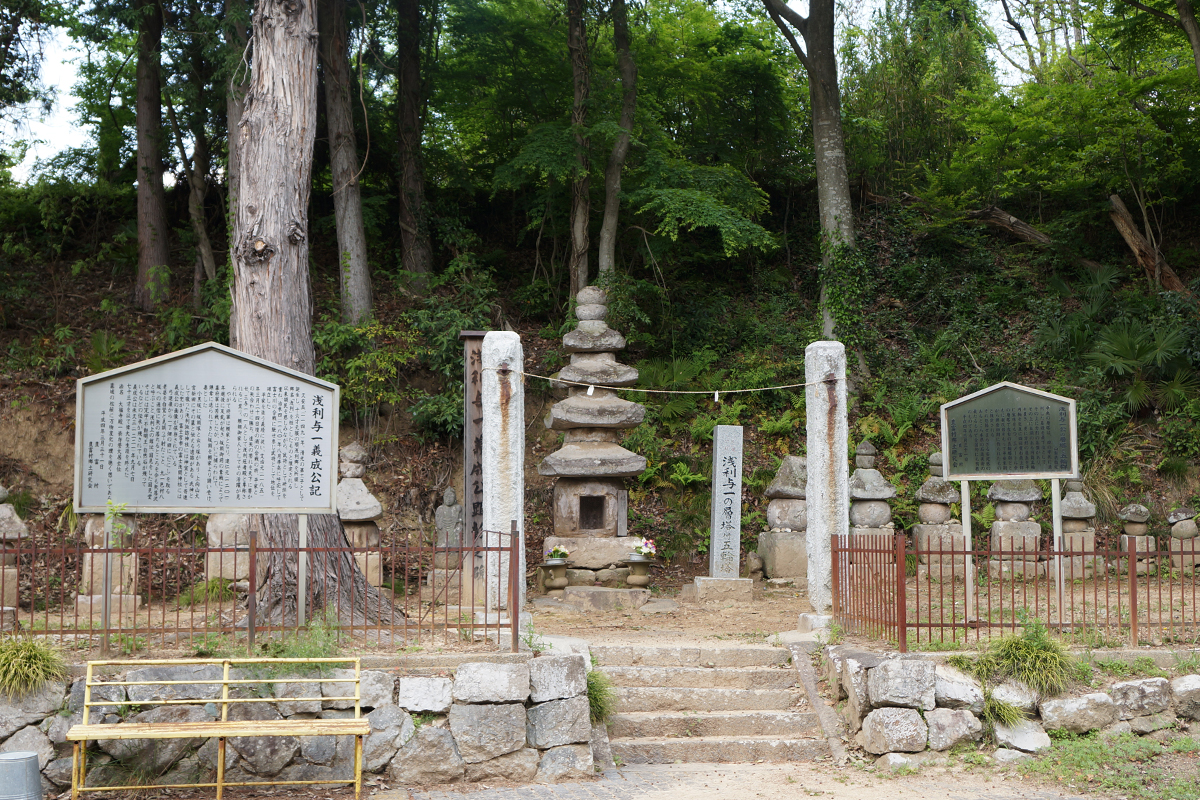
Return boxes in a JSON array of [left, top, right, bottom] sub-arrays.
[[0, 636, 68, 698], [982, 692, 1024, 728], [587, 669, 617, 725], [176, 578, 237, 608], [984, 617, 1078, 696]]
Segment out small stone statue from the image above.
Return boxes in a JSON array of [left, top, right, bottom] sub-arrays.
[[434, 487, 463, 548]]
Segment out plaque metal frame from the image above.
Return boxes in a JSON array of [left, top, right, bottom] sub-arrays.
[[74, 342, 340, 515], [940, 381, 1079, 481]]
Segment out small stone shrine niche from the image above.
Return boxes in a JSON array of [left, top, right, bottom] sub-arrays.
[[538, 286, 647, 568]]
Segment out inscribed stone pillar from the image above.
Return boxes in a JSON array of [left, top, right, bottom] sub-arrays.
[[709, 425, 744, 578], [804, 341, 848, 613], [481, 331, 525, 611]]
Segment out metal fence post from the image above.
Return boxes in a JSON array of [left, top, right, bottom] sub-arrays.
[[830, 534, 841, 627], [510, 521, 519, 654], [895, 533, 907, 653], [247, 524, 258, 655], [1128, 535, 1138, 647]]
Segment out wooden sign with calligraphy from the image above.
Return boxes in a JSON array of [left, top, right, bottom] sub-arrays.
[[74, 343, 339, 514], [940, 382, 1078, 481]]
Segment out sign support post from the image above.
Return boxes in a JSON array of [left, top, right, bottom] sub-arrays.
[[960, 480, 974, 623], [297, 514, 309, 627], [101, 513, 113, 657], [1051, 478, 1064, 624]]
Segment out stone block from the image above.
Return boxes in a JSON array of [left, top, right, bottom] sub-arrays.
[[1120, 535, 1154, 558], [765, 456, 806, 499], [1060, 492, 1096, 519], [1063, 531, 1096, 553], [594, 567, 629, 585], [926, 708, 982, 751], [1172, 519, 1198, 539], [80, 553, 138, 595], [362, 705, 415, 771], [343, 521, 381, 548], [917, 563, 968, 582], [913, 524, 965, 564], [542, 536, 632, 569], [994, 719, 1051, 753], [353, 552, 383, 587], [453, 662, 530, 704], [993, 680, 1037, 713], [1119, 504, 1150, 523], [935, 664, 983, 713], [82, 514, 136, 547], [988, 480, 1041, 503], [74, 594, 143, 623], [758, 530, 807, 578], [995, 501, 1031, 521], [991, 521, 1042, 560], [336, 478, 383, 521], [867, 658, 935, 711], [552, 478, 626, 537], [766, 498, 807, 530], [361, 671, 396, 709], [1040, 693, 1117, 733], [0, 567, 15, 608], [323, 669, 357, 709], [387, 727, 465, 784], [534, 744, 593, 783], [693, 577, 753, 603], [858, 707, 927, 754], [1173, 674, 1200, 720], [1129, 712, 1176, 734], [562, 586, 650, 611], [1062, 520, 1089, 533], [273, 681, 322, 716], [1058, 555, 1104, 581], [0, 725, 54, 769], [465, 748, 540, 782], [841, 651, 885, 732], [526, 695, 591, 749], [529, 655, 587, 703], [205, 550, 249, 581], [916, 478, 959, 504], [917, 503, 952, 524], [993, 748, 1032, 764], [450, 703, 527, 763], [849, 500, 891, 527], [565, 568, 596, 585], [1110, 677, 1171, 719], [988, 560, 1045, 581], [397, 677, 452, 713], [1170, 538, 1200, 570], [849, 529, 895, 564]]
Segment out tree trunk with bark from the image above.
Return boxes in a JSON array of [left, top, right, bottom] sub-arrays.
[[164, 45, 218, 283], [233, 0, 391, 628], [225, 0, 248, 347], [396, 0, 432, 287], [1109, 194, 1188, 293], [319, 0, 372, 324], [965, 205, 1104, 271], [1177, 0, 1200, 82], [567, 0, 591, 298], [763, 0, 854, 337], [596, 0, 636, 281], [135, 0, 170, 311]]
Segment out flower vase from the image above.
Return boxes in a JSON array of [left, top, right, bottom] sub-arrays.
[[625, 553, 651, 588], [543, 558, 569, 596]]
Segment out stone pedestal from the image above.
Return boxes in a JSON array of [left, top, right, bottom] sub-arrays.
[[1171, 538, 1199, 571], [80, 552, 138, 595], [541, 536, 632, 570], [693, 576, 753, 603], [0, 566, 16, 608], [913, 524, 968, 578], [354, 553, 383, 587], [75, 594, 143, 623], [758, 530, 807, 579]]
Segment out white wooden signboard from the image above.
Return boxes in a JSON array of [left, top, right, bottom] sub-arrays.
[[74, 342, 339, 514]]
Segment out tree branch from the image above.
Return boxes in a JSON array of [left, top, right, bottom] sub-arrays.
[[762, 0, 808, 70], [1116, 0, 1183, 28]]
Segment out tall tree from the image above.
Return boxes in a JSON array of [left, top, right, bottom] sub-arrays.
[[0, 0, 56, 119], [763, 0, 854, 337], [396, 0, 432, 284], [319, 0, 372, 323], [596, 0, 636, 280], [567, 0, 591, 297], [135, 0, 171, 311], [1117, 0, 1200, 82], [224, 0, 248, 346], [232, 0, 386, 624]]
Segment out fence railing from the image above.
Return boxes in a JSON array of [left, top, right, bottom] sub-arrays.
[[832, 533, 1200, 651], [4, 520, 522, 656]]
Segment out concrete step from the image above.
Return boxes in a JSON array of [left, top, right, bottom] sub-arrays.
[[610, 735, 830, 764], [592, 644, 791, 668], [613, 686, 803, 712], [608, 710, 822, 739], [602, 665, 798, 690]]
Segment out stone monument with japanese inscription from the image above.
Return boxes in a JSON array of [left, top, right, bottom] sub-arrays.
[[538, 287, 647, 572], [693, 425, 753, 602]]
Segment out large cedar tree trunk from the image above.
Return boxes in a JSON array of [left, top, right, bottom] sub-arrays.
[[135, 0, 171, 311], [567, 0, 591, 297], [596, 0, 636, 280], [763, 0, 854, 338], [396, 0, 432, 285], [225, 0, 248, 346], [232, 0, 390, 627], [319, 0, 372, 324]]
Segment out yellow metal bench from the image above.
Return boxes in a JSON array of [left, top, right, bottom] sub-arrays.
[[67, 658, 370, 800]]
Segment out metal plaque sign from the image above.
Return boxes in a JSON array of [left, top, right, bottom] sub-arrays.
[[940, 382, 1078, 481], [75, 343, 339, 514]]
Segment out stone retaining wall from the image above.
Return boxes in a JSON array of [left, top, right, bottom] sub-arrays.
[[9, 655, 604, 796], [824, 645, 1200, 768]]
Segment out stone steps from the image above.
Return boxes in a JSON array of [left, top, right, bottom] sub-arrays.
[[593, 643, 827, 764], [613, 686, 803, 712], [592, 644, 790, 668], [602, 665, 797, 690], [609, 736, 829, 764], [608, 710, 821, 739]]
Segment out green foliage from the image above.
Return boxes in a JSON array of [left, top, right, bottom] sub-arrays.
[[985, 617, 1079, 696], [1092, 656, 1168, 680], [314, 318, 422, 432], [0, 637, 68, 698], [259, 610, 342, 675], [1022, 733, 1195, 800], [84, 330, 125, 374], [6, 489, 34, 519], [176, 578, 237, 608], [981, 693, 1024, 728], [586, 669, 617, 724]]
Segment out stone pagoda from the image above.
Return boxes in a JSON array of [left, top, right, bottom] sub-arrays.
[[538, 286, 647, 570]]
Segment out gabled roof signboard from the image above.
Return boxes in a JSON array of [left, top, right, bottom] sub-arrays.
[[74, 342, 339, 514], [940, 382, 1078, 481]]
